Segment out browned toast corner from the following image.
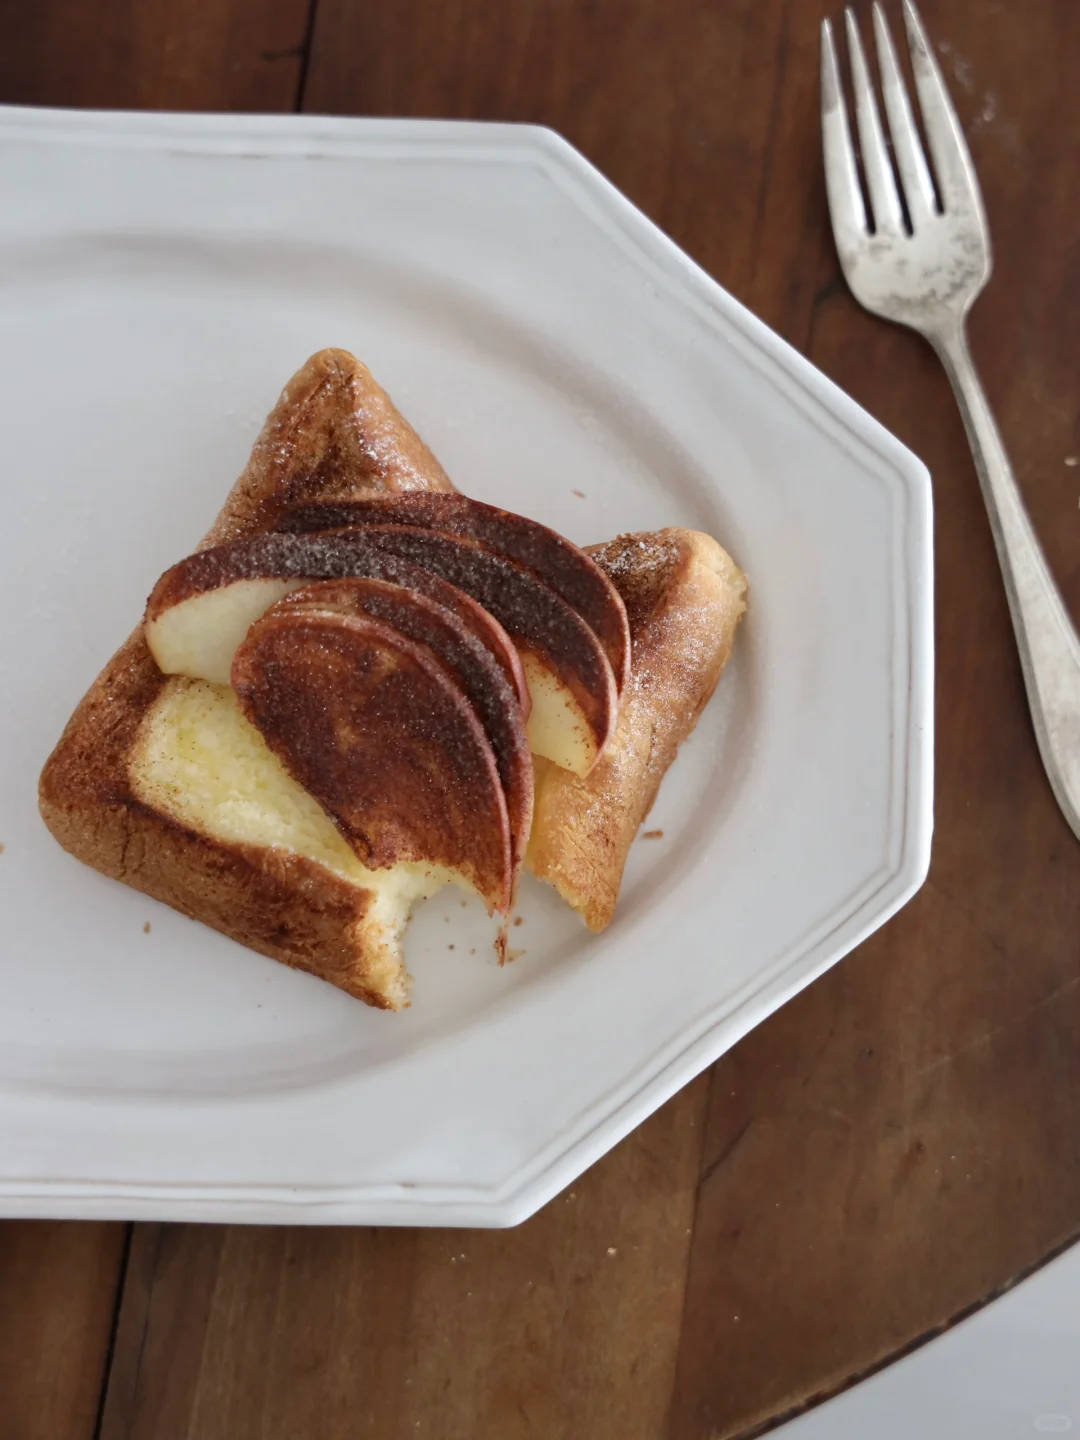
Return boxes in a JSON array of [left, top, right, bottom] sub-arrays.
[[205, 347, 455, 547]]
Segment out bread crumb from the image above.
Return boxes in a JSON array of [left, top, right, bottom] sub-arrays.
[[0, 842, 5, 855], [448, 944, 455, 951], [143, 922, 152, 934], [606, 1247, 617, 1256], [470, 948, 476, 955], [572, 488, 586, 498], [642, 829, 664, 840], [513, 915, 524, 927], [495, 924, 519, 965]]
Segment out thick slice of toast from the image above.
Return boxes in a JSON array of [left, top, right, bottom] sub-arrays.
[[39, 351, 457, 1010], [39, 350, 746, 1008], [527, 530, 746, 929]]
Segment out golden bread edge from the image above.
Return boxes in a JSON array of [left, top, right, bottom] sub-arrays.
[[38, 349, 747, 1007], [527, 528, 747, 931], [38, 349, 456, 1010], [38, 631, 409, 1008]]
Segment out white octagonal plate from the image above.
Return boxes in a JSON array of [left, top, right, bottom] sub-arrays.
[[0, 107, 932, 1226]]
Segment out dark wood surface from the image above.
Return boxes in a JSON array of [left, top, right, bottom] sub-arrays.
[[2, 1, 1079, 1436]]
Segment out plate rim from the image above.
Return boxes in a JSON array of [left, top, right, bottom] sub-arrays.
[[0, 105, 933, 1226]]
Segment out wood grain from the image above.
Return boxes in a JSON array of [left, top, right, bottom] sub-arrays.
[[0, 3, 310, 1439], [304, 0, 831, 346], [0, 1222, 128, 1440], [670, 1, 1080, 1435], [3, 1, 1080, 1438], [97, 5, 823, 1438], [97, 1083, 706, 1440], [0, 0, 312, 111]]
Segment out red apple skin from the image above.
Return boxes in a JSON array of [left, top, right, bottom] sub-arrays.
[[281, 493, 631, 693], [276, 578, 533, 873], [145, 529, 530, 716], [233, 606, 514, 914], [315, 524, 619, 765]]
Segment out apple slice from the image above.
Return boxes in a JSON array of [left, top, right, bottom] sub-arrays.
[[232, 604, 514, 914], [281, 494, 631, 692], [146, 527, 618, 775], [144, 576, 305, 685], [276, 579, 533, 872], [340, 524, 619, 776], [144, 530, 529, 714]]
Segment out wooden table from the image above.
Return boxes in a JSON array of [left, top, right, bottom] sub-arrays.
[[2, 2, 1079, 1436]]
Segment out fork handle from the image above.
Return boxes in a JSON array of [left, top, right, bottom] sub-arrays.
[[934, 319, 1080, 840]]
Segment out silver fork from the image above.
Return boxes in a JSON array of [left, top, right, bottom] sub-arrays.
[[822, 0, 1080, 841]]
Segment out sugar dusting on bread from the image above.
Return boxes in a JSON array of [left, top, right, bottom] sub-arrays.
[[588, 532, 683, 632], [129, 676, 457, 1007], [528, 528, 747, 930], [202, 349, 455, 546], [39, 349, 747, 1006]]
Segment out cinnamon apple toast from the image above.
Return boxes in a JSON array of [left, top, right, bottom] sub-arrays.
[[39, 349, 746, 1009]]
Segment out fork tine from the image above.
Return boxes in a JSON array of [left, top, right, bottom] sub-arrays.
[[872, 2, 936, 226], [821, 17, 868, 250], [844, 9, 904, 236], [902, 0, 984, 216]]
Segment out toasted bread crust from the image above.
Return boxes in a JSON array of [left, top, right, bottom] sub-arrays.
[[205, 348, 454, 546], [526, 528, 747, 930], [39, 349, 455, 1008], [37, 631, 402, 1008], [38, 349, 747, 1006]]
